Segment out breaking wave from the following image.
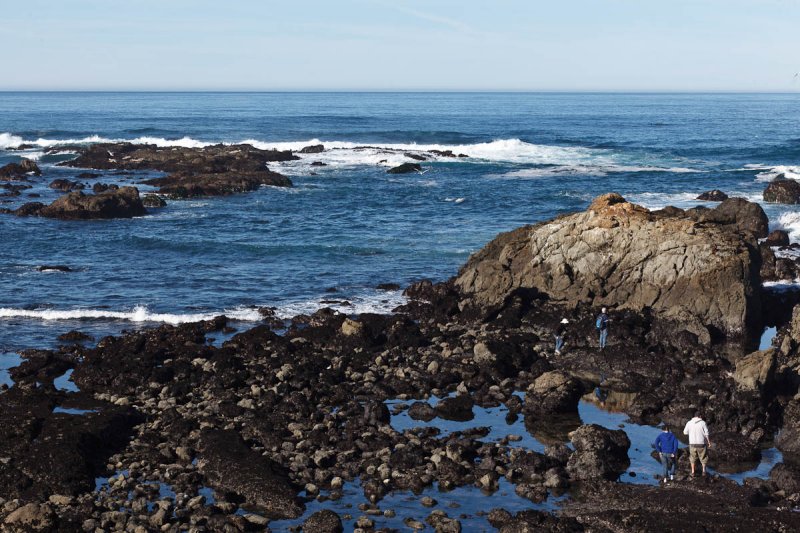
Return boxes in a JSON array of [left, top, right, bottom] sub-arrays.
[[0, 305, 263, 325]]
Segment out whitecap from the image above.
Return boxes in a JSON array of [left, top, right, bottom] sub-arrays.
[[745, 164, 800, 183], [0, 305, 262, 325]]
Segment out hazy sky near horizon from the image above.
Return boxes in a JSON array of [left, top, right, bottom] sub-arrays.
[[3, 0, 800, 91]]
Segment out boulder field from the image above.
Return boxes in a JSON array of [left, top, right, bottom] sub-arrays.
[[4, 194, 800, 531]]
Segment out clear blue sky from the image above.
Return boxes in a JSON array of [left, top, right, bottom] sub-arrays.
[[3, 0, 799, 91]]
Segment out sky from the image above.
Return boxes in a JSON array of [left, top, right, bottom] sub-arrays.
[[2, 0, 799, 91]]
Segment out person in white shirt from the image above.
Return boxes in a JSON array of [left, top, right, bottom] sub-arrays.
[[683, 412, 712, 477]]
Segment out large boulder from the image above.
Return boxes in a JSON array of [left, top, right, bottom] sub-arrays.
[[387, 163, 422, 174], [198, 429, 304, 519], [764, 178, 800, 204], [34, 187, 146, 219], [524, 371, 583, 415], [566, 424, 630, 480], [776, 400, 800, 454], [455, 193, 763, 337], [766, 229, 790, 247]]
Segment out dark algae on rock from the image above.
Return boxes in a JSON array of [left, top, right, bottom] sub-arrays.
[[4, 194, 800, 530]]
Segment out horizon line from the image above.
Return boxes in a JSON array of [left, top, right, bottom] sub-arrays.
[[1, 89, 799, 95]]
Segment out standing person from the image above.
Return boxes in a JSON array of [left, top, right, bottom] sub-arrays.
[[596, 307, 610, 349], [554, 318, 569, 355], [683, 412, 712, 477], [653, 425, 679, 483]]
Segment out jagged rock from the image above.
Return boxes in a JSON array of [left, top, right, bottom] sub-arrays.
[[566, 424, 630, 480], [142, 194, 167, 208], [198, 429, 304, 519], [0, 159, 41, 178], [524, 371, 583, 415], [35, 187, 146, 219], [769, 463, 800, 495], [766, 229, 790, 247], [58, 330, 93, 342], [472, 341, 496, 365], [387, 163, 422, 174], [299, 144, 325, 154], [733, 349, 775, 391], [303, 509, 343, 532], [58, 142, 295, 197], [455, 193, 763, 337], [696, 189, 728, 201], [764, 178, 800, 204], [776, 400, 800, 454]]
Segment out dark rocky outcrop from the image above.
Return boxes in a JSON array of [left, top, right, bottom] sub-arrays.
[[387, 163, 422, 174], [456, 193, 764, 338], [696, 189, 728, 201], [28, 187, 147, 220], [566, 424, 630, 481], [198, 429, 304, 519], [0, 159, 41, 178], [299, 144, 325, 154], [37, 265, 72, 272], [764, 178, 800, 204], [49, 179, 85, 192], [142, 194, 167, 208], [766, 229, 791, 247], [142, 170, 291, 198], [57, 142, 295, 198]]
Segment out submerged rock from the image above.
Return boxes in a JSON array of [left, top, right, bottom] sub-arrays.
[[48, 178, 84, 192], [455, 193, 764, 337], [696, 189, 729, 201], [387, 163, 422, 174]]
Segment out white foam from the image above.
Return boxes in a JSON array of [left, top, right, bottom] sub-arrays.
[[272, 290, 407, 319], [0, 133, 24, 149], [776, 211, 800, 241], [0, 305, 262, 325], [625, 192, 703, 210], [745, 164, 800, 182], [495, 164, 701, 179]]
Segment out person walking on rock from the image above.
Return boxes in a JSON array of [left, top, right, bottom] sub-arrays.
[[653, 425, 679, 483], [596, 307, 610, 349], [554, 318, 569, 355], [683, 412, 712, 477]]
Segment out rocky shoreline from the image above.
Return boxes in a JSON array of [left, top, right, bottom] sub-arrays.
[[3, 194, 800, 532]]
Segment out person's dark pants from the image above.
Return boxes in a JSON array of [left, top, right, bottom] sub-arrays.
[[660, 452, 676, 479]]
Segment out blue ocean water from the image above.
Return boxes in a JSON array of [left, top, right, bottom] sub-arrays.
[[1, 92, 800, 354]]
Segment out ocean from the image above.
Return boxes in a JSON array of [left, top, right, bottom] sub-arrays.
[[1, 91, 799, 357]]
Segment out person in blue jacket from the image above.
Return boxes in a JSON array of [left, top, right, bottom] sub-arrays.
[[653, 425, 679, 483]]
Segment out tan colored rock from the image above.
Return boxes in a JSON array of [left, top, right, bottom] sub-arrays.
[[455, 193, 762, 336], [4, 503, 55, 531], [734, 349, 776, 391], [341, 318, 364, 336]]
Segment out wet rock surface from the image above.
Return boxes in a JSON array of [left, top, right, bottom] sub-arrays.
[[0, 159, 41, 178], [387, 162, 423, 174], [764, 177, 800, 204], [7, 186, 147, 219], [56, 142, 295, 198], [2, 193, 800, 529], [696, 189, 729, 201]]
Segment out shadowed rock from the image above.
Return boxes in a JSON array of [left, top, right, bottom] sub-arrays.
[[566, 424, 630, 480], [198, 429, 304, 519], [696, 189, 728, 201], [36, 186, 146, 219], [0, 159, 41, 178]]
